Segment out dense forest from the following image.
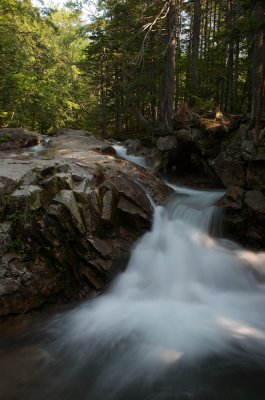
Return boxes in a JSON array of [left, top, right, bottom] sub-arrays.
[[0, 0, 264, 140]]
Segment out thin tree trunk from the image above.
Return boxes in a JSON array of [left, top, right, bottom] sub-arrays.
[[251, 1, 265, 145], [175, 0, 182, 107], [225, 0, 234, 113], [189, 0, 201, 106], [209, 0, 218, 101], [253, 25, 265, 143], [233, 39, 240, 113], [202, 0, 209, 99], [161, 0, 176, 133], [114, 69, 121, 135]]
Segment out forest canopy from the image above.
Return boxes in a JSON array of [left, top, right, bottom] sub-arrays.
[[0, 0, 264, 138]]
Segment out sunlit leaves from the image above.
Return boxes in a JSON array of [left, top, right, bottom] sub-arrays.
[[0, 0, 89, 132]]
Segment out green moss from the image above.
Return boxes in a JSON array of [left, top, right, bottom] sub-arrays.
[[6, 208, 40, 227]]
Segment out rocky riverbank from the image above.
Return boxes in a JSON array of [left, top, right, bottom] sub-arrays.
[[1, 122, 265, 318], [118, 115, 265, 249], [0, 129, 171, 317], [146, 117, 265, 249]]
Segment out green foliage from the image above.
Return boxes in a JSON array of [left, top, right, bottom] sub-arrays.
[[80, 0, 260, 137], [0, 0, 261, 138], [0, 0, 91, 132], [79, 0, 167, 137]]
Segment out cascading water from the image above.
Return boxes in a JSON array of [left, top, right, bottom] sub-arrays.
[[0, 135, 50, 160], [113, 144, 148, 168], [165, 182, 224, 235], [1, 184, 265, 400]]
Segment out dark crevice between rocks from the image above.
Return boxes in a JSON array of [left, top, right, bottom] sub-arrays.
[[164, 143, 223, 189]]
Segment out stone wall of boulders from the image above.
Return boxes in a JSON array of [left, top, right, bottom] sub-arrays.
[[151, 118, 265, 249], [215, 128, 265, 249]]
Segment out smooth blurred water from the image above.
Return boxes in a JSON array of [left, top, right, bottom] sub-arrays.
[[113, 144, 148, 168], [1, 184, 265, 400], [0, 138, 50, 160]]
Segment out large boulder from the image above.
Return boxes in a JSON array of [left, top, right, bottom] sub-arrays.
[[151, 118, 265, 249], [0, 131, 172, 317], [245, 190, 265, 214], [246, 162, 265, 190], [153, 126, 225, 184], [124, 139, 142, 155], [156, 135, 177, 151], [218, 186, 244, 210], [220, 186, 265, 249], [0, 128, 42, 150], [242, 141, 265, 161], [211, 159, 245, 188]]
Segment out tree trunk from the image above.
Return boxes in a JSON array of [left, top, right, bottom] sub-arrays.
[[251, 1, 265, 144], [100, 52, 107, 135], [253, 30, 265, 144], [189, 0, 201, 106], [225, 0, 234, 113], [161, 0, 176, 133], [114, 68, 122, 136]]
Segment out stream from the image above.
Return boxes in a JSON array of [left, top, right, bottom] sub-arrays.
[[1, 144, 265, 400], [113, 144, 149, 168]]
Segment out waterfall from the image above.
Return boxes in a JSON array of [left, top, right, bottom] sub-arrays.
[[2, 184, 265, 400], [113, 144, 148, 168], [165, 182, 224, 234]]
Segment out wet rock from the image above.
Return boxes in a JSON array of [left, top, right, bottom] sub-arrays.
[[177, 127, 223, 159], [157, 136, 177, 151], [175, 128, 192, 138], [212, 159, 245, 188], [0, 176, 18, 200], [218, 186, 244, 209], [0, 130, 171, 317], [0, 223, 12, 256], [125, 139, 142, 155], [232, 122, 250, 138], [242, 141, 265, 161], [0, 128, 42, 150], [100, 145, 116, 155], [101, 188, 116, 224], [246, 162, 265, 190], [221, 186, 265, 249], [245, 190, 265, 214], [117, 196, 150, 229], [246, 226, 264, 243], [10, 185, 43, 211], [146, 148, 164, 173], [53, 190, 86, 233]]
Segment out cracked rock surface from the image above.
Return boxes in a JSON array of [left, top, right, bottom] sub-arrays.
[[0, 130, 172, 317]]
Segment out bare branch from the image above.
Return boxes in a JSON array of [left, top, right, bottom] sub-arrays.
[[134, 1, 170, 66]]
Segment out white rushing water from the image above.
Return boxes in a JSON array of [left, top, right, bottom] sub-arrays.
[[113, 144, 149, 168], [20, 183, 264, 400], [2, 145, 265, 399], [63, 188, 265, 358]]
